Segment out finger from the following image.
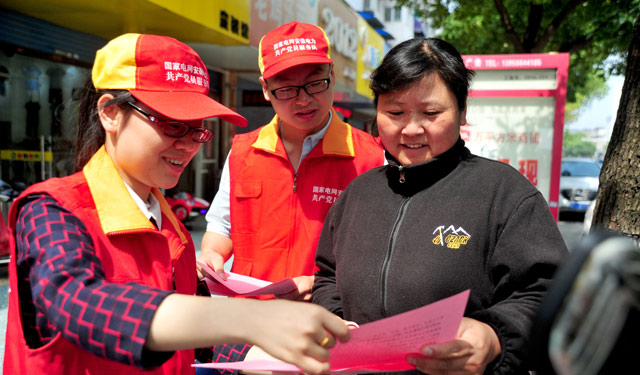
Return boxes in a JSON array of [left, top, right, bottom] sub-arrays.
[[292, 356, 330, 375], [321, 315, 350, 343], [318, 334, 337, 349], [300, 291, 312, 302], [303, 339, 331, 363], [421, 339, 473, 359], [344, 321, 359, 329], [217, 270, 228, 280], [210, 258, 228, 280], [274, 290, 300, 301], [408, 355, 472, 375], [210, 260, 227, 280]]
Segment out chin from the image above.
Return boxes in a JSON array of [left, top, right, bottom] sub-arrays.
[[400, 155, 430, 166], [159, 180, 180, 190]]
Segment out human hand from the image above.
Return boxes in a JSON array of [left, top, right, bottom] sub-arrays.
[[196, 249, 227, 280], [198, 231, 233, 280], [247, 300, 350, 374], [275, 275, 314, 301], [406, 317, 501, 375]]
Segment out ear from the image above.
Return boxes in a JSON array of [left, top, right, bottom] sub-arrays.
[[97, 94, 122, 135], [329, 63, 335, 84], [459, 106, 468, 126], [259, 77, 272, 102]]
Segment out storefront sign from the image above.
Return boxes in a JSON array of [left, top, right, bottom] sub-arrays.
[[1, 150, 53, 162], [249, 0, 318, 47], [355, 18, 384, 98], [149, 0, 250, 44], [461, 53, 570, 220], [318, 0, 358, 84]]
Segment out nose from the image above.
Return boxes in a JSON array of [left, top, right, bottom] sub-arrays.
[[402, 116, 426, 136], [295, 89, 313, 106], [174, 133, 201, 153]]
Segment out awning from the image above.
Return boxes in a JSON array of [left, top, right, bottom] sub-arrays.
[[358, 11, 384, 29], [0, 0, 250, 46], [375, 28, 394, 40]]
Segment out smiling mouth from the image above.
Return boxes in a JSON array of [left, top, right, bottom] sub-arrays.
[[165, 158, 185, 167], [403, 144, 425, 149]]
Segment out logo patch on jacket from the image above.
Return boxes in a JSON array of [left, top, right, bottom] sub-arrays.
[[432, 225, 471, 249], [311, 185, 343, 204]]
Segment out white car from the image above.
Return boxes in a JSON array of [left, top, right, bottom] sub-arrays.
[[559, 158, 601, 215]]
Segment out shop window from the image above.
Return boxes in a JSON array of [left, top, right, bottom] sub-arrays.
[[0, 52, 89, 185], [0, 65, 8, 96], [384, 7, 392, 22]]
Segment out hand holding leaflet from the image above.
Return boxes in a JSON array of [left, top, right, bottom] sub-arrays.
[[197, 261, 297, 296], [194, 289, 470, 373]]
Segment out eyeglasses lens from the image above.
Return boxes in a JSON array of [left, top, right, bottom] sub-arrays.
[[273, 79, 330, 100]]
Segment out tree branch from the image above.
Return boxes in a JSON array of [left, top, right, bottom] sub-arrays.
[[533, 0, 585, 52], [558, 11, 620, 53], [559, 35, 595, 53], [493, 0, 525, 52], [523, 3, 543, 51]]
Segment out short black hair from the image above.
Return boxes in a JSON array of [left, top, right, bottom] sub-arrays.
[[370, 37, 475, 111]]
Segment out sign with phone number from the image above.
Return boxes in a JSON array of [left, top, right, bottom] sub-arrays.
[[461, 53, 569, 221]]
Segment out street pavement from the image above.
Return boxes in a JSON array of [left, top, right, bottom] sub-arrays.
[[0, 215, 585, 373]]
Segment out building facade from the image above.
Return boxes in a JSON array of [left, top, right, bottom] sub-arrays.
[[0, 0, 393, 204]]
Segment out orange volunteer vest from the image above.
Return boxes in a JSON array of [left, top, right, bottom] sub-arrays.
[[229, 109, 384, 284], [4, 147, 197, 375]]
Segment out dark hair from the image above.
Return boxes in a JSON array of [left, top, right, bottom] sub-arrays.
[[74, 76, 132, 171], [370, 37, 475, 111]]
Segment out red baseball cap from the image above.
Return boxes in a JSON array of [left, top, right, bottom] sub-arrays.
[[258, 22, 333, 79], [92, 33, 247, 126]]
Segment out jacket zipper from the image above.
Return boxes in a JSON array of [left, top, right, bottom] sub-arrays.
[[293, 172, 297, 193], [380, 197, 410, 316], [398, 166, 405, 183]]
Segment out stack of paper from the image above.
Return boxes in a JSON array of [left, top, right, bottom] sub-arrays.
[[194, 290, 470, 373]]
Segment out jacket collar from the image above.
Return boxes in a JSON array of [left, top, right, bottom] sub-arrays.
[[385, 138, 469, 197], [83, 146, 187, 243], [251, 108, 355, 157]]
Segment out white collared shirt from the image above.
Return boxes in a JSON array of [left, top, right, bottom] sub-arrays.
[[124, 182, 162, 229]]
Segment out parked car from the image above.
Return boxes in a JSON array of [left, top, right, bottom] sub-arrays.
[[165, 191, 210, 223], [559, 158, 601, 215]]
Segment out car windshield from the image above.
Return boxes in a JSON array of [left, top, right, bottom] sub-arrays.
[[561, 161, 601, 177]]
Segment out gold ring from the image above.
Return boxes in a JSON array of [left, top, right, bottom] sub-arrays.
[[320, 336, 330, 347]]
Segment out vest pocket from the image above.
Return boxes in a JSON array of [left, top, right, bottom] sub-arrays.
[[235, 181, 261, 199], [232, 181, 262, 234]]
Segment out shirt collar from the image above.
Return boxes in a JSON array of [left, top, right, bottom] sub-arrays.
[[252, 109, 355, 157], [302, 110, 331, 149], [123, 182, 162, 229]]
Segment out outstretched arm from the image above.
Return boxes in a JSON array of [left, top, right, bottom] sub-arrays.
[[147, 295, 350, 374]]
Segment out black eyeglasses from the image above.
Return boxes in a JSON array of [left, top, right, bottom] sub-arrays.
[[126, 101, 213, 143], [269, 78, 331, 100]]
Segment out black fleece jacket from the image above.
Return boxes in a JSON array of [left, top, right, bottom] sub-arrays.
[[312, 139, 568, 375]]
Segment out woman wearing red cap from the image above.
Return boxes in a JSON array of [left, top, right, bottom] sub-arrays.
[[3, 33, 349, 375]]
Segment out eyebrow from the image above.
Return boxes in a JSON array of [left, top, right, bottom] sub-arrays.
[[270, 65, 330, 85]]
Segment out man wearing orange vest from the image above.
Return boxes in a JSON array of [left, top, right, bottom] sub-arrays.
[[198, 21, 384, 302]]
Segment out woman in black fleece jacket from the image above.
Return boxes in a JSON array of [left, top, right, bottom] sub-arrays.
[[312, 37, 568, 375]]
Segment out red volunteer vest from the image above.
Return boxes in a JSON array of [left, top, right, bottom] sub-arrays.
[[229, 109, 384, 284], [4, 147, 197, 375]]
